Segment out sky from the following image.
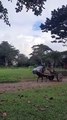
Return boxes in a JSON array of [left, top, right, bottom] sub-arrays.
[[0, 0, 67, 57]]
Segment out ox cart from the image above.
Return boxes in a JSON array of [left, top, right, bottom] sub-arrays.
[[43, 69, 63, 82], [33, 66, 63, 82]]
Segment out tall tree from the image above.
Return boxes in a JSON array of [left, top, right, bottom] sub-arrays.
[[0, 0, 46, 25], [47, 51, 62, 67], [30, 44, 52, 65], [0, 41, 19, 66], [40, 5, 67, 44], [17, 54, 29, 67]]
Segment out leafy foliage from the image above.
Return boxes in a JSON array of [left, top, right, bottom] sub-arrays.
[[17, 54, 29, 67], [46, 51, 62, 67], [0, 0, 46, 25], [16, 0, 46, 15], [0, 1, 10, 26], [40, 5, 67, 44], [30, 44, 52, 65], [0, 41, 19, 66]]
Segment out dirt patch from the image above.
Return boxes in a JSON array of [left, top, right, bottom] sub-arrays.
[[0, 77, 67, 93]]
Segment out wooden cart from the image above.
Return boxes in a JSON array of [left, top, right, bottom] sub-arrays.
[[43, 69, 63, 82]]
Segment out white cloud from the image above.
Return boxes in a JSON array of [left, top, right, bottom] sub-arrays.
[[0, 0, 67, 57]]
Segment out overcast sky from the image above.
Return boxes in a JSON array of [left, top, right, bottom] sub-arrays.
[[0, 0, 67, 57]]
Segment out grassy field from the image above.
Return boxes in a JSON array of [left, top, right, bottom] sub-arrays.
[[0, 67, 67, 83], [0, 84, 67, 120], [0, 67, 36, 83]]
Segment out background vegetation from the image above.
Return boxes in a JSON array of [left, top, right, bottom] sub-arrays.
[[0, 41, 67, 69]]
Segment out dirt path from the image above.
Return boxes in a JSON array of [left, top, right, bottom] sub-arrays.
[[0, 77, 67, 93]]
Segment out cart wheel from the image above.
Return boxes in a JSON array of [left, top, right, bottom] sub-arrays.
[[57, 73, 63, 82], [48, 75, 54, 81]]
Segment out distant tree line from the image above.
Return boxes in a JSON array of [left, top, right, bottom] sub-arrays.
[[29, 44, 67, 68], [0, 41, 67, 68], [0, 41, 29, 67]]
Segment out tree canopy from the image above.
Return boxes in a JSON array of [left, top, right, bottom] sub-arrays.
[[0, 1, 10, 26], [17, 54, 29, 67], [30, 44, 52, 65], [0, 41, 19, 66], [40, 5, 67, 44], [0, 0, 46, 25]]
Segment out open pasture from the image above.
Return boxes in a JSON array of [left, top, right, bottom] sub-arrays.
[[0, 67, 67, 83], [0, 67, 35, 83], [0, 84, 67, 120]]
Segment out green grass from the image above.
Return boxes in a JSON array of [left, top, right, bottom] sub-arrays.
[[0, 67, 36, 83], [0, 67, 66, 83], [0, 84, 67, 120]]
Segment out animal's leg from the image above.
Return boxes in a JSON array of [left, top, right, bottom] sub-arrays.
[[37, 76, 40, 82], [41, 76, 43, 82], [45, 75, 49, 82]]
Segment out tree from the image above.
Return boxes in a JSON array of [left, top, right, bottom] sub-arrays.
[[17, 54, 29, 67], [61, 51, 67, 68], [30, 44, 52, 65], [47, 51, 62, 67], [0, 1, 10, 26], [0, 41, 19, 66], [0, 0, 46, 25], [40, 5, 67, 44]]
